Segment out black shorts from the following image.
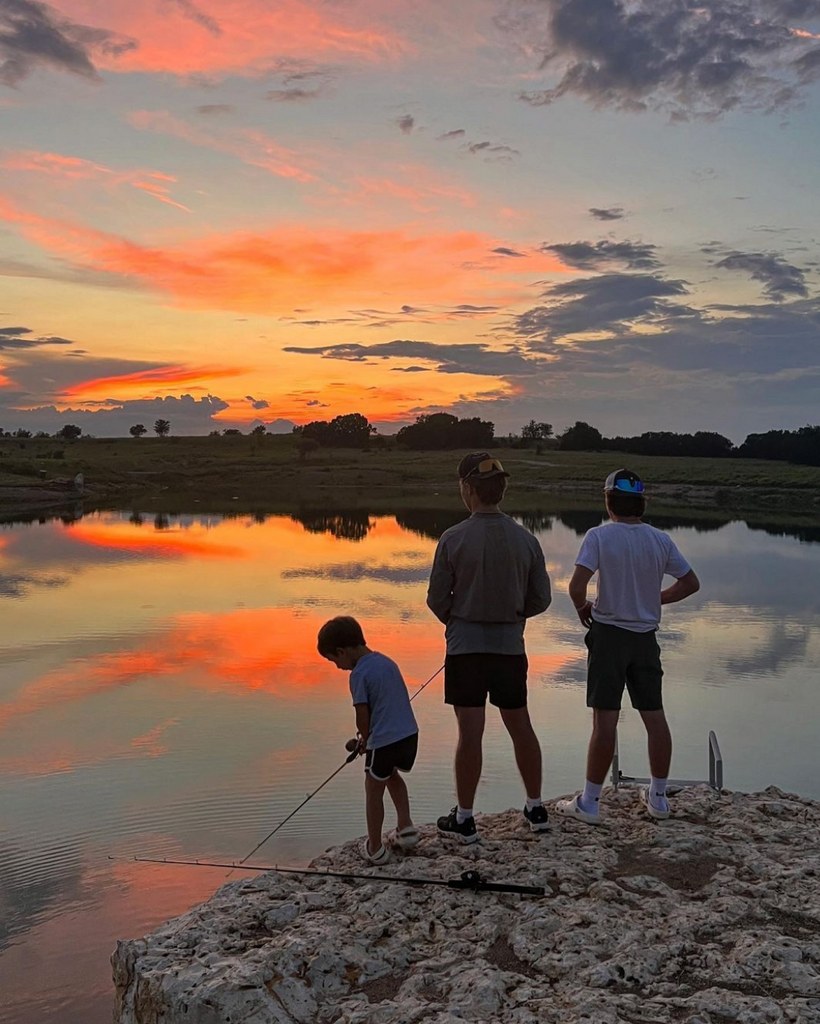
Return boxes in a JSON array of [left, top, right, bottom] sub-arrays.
[[365, 732, 418, 781], [586, 621, 663, 711], [444, 653, 528, 710]]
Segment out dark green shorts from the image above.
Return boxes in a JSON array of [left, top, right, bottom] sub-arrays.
[[585, 621, 663, 711]]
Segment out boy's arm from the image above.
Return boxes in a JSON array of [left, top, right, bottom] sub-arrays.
[[354, 703, 370, 751], [523, 547, 551, 618], [569, 564, 595, 628], [426, 540, 454, 624], [661, 569, 700, 605]]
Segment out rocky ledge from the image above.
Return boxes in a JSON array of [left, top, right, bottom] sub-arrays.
[[112, 786, 820, 1024]]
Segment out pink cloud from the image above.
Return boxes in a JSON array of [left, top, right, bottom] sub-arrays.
[[63, 0, 408, 76]]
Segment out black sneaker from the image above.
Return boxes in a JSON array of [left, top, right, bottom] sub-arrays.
[[437, 807, 479, 844], [523, 803, 551, 832]]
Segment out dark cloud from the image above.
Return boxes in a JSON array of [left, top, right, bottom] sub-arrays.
[[283, 338, 544, 376], [281, 561, 429, 585], [195, 103, 234, 115], [245, 395, 269, 410], [0, 0, 135, 86], [465, 140, 519, 159], [265, 86, 324, 101], [543, 239, 660, 271], [165, 0, 221, 35], [715, 250, 809, 301], [0, 393, 230, 436], [0, 326, 74, 350], [510, 0, 820, 119], [590, 207, 625, 221], [396, 114, 415, 134], [515, 272, 691, 339], [493, 247, 526, 257], [437, 129, 466, 140]]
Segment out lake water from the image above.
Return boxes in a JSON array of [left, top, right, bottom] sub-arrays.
[[1, 504, 819, 1023]]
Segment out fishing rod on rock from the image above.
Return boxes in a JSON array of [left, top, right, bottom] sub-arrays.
[[123, 856, 545, 897], [234, 664, 444, 868]]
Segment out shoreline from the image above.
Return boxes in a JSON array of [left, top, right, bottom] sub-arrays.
[[112, 785, 820, 1024]]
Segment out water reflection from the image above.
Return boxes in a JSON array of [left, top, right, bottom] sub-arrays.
[[1, 507, 819, 1024]]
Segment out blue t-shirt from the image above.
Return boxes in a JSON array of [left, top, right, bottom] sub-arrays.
[[349, 651, 418, 751]]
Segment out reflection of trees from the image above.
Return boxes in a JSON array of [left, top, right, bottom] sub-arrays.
[[748, 522, 820, 544], [517, 511, 555, 534], [555, 510, 606, 536], [154, 513, 171, 531], [645, 514, 730, 533], [394, 508, 466, 541], [291, 510, 373, 542]]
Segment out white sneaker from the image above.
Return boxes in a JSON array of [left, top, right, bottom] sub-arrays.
[[640, 787, 671, 820], [555, 794, 601, 826], [394, 826, 420, 850], [362, 841, 392, 865]]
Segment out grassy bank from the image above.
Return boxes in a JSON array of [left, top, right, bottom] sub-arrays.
[[1, 434, 820, 522]]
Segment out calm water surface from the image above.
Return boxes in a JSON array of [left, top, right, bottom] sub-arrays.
[[1, 506, 819, 1023]]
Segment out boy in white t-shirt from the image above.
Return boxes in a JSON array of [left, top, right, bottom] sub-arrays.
[[318, 616, 420, 865], [557, 469, 700, 825]]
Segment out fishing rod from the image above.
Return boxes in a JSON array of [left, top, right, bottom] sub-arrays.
[[122, 856, 546, 897], [235, 664, 444, 867]]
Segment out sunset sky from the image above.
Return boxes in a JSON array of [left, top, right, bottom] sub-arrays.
[[1, 0, 819, 440]]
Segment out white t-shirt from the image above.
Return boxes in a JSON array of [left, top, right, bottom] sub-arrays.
[[575, 521, 691, 633]]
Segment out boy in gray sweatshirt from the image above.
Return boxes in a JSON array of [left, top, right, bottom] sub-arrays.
[[427, 452, 552, 841]]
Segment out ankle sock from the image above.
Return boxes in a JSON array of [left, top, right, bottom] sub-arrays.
[[579, 780, 603, 814], [525, 796, 542, 811], [650, 777, 668, 808], [456, 805, 473, 824]]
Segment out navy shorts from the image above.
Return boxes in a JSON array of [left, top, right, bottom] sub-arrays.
[[365, 732, 418, 781], [444, 653, 528, 710], [585, 621, 663, 711]]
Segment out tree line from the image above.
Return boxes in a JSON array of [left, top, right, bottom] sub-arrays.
[[4, 413, 819, 466]]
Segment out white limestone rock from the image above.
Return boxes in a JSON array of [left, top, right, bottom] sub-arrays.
[[112, 786, 820, 1024]]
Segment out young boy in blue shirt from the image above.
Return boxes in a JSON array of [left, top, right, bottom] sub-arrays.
[[318, 616, 420, 865]]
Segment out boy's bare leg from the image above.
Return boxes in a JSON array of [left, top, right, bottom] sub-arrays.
[[499, 706, 543, 799], [639, 709, 672, 779], [364, 774, 388, 853], [585, 708, 620, 784], [453, 706, 485, 808], [386, 772, 413, 831]]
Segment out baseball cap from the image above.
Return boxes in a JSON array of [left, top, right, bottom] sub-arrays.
[[457, 452, 509, 480], [604, 468, 644, 494]]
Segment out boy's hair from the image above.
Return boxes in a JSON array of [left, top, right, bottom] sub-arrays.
[[464, 473, 507, 505], [606, 491, 646, 518], [317, 615, 366, 656]]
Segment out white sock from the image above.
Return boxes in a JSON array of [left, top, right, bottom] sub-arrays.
[[456, 805, 473, 824], [579, 780, 603, 813], [650, 777, 668, 807], [525, 796, 542, 810]]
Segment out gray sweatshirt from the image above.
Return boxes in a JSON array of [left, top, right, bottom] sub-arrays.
[[426, 512, 551, 654]]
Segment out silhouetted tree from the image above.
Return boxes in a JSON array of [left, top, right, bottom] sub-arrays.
[[129, 424, 147, 438], [558, 421, 604, 451], [521, 420, 553, 443], [396, 412, 495, 450], [154, 419, 171, 437], [297, 413, 375, 447]]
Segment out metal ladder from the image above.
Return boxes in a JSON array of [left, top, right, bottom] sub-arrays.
[[610, 729, 723, 792]]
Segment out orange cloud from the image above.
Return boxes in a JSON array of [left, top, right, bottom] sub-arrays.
[[64, 0, 408, 76], [60, 365, 247, 404], [65, 520, 245, 559], [2, 150, 189, 211], [0, 195, 565, 314], [0, 608, 443, 732], [128, 112, 316, 183]]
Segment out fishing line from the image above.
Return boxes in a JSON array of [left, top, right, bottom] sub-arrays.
[[234, 663, 444, 867], [118, 855, 545, 896]]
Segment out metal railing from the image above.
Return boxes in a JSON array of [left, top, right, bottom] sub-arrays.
[[611, 729, 723, 792]]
